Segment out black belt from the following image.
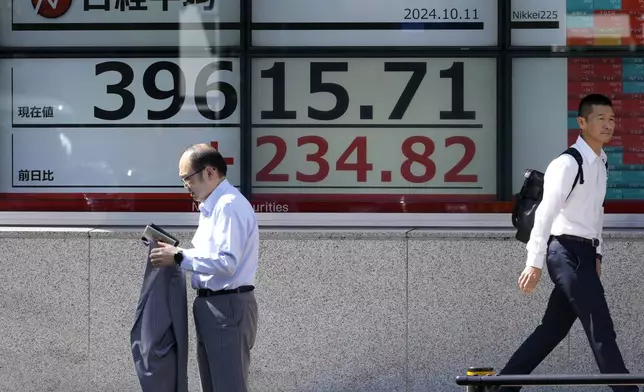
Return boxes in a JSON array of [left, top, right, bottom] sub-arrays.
[[197, 285, 254, 297], [552, 234, 600, 248]]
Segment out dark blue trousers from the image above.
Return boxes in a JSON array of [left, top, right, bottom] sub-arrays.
[[498, 236, 637, 392]]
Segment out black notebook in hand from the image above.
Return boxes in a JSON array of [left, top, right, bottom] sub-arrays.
[[141, 223, 180, 246]]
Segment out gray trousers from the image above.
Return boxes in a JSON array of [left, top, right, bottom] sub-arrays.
[[193, 291, 258, 392], [132, 240, 188, 392]]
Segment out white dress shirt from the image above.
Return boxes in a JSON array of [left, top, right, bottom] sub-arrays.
[[180, 179, 259, 291], [526, 135, 607, 269]]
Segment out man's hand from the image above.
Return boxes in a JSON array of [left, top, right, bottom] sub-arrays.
[[149, 241, 179, 268], [596, 257, 601, 278], [518, 266, 542, 294]]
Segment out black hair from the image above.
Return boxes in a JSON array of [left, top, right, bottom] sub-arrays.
[[578, 93, 613, 119], [183, 144, 227, 176]]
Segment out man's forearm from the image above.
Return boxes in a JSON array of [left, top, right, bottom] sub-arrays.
[[179, 247, 238, 276]]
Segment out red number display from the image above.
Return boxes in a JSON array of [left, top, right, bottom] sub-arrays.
[[250, 57, 496, 213], [444, 136, 477, 182], [255, 135, 477, 183], [335, 137, 372, 182], [256, 135, 288, 181], [297, 135, 329, 182]]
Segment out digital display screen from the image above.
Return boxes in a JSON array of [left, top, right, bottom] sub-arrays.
[[1, 0, 240, 47], [513, 57, 644, 203], [250, 57, 497, 212], [511, 0, 644, 47], [568, 57, 644, 200], [0, 57, 241, 211], [252, 0, 497, 47]]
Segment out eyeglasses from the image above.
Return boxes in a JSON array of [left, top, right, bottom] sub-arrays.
[[180, 167, 205, 184]]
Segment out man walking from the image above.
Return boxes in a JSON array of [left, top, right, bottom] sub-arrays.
[[495, 94, 637, 392], [150, 143, 259, 392]]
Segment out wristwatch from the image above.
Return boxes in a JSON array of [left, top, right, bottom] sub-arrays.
[[596, 253, 603, 263], [174, 250, 184, 265]]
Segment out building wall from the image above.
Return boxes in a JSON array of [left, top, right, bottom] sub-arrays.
[[2, 227, 643, 392]]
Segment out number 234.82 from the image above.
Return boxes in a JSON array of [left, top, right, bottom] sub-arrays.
[[256, 135, 477, 184]]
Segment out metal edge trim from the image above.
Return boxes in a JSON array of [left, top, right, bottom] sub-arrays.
[[0, 212, 642, 229]]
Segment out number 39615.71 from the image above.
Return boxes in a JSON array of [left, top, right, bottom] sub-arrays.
[[255, 135, 477, 184]]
